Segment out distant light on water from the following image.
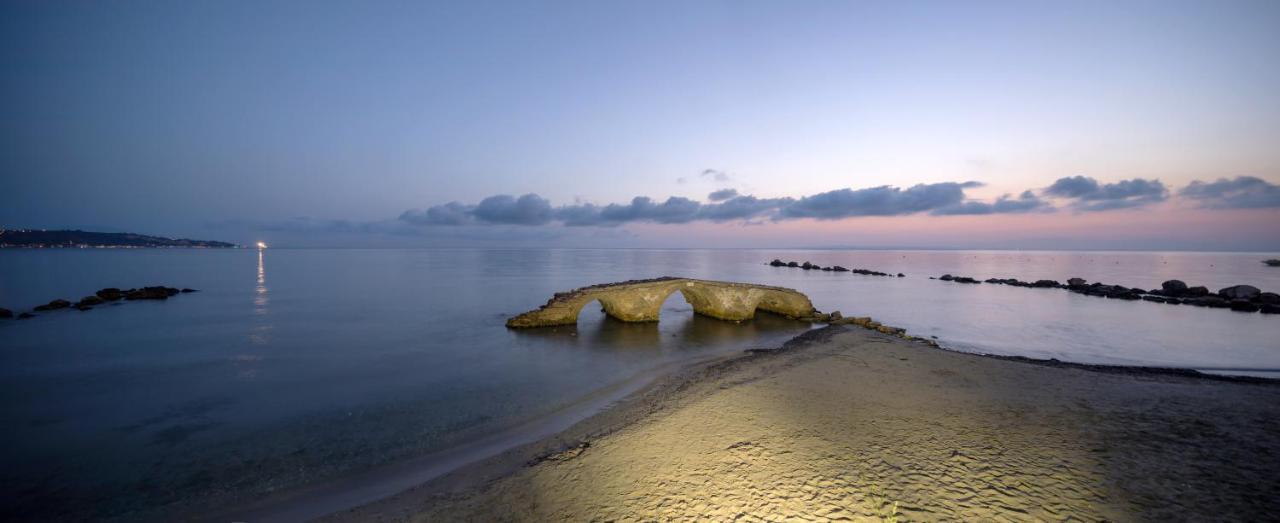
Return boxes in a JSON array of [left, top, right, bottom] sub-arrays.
[[257, 241, 268, 249]]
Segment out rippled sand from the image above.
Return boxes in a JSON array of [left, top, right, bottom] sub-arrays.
[[339, 327, 1280, 521]]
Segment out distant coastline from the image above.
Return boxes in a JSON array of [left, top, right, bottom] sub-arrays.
[[0, 229, 237, 249]]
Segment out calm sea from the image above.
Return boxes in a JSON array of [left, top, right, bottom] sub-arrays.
[[1, 248, 1277, 519]]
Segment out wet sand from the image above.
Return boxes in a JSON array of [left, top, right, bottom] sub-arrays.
[[322, 325, 1280, 522]]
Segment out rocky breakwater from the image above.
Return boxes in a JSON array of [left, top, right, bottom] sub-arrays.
[[3, 286, 198, 320], [768, 259, 904, 278], [788, 308, 941, 350], [931, 274, 1278, 315]]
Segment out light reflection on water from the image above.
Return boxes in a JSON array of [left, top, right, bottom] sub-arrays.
[[0, 248, 1275, 519]]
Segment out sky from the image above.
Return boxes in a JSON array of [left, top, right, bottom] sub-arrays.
[[2, 0, 1279, 250]]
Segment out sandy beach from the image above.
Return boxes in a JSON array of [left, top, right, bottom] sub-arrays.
[[324, 325, 1280, 522]]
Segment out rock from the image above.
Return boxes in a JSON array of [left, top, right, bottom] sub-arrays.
[[1218, 285, 1261, 301], [1258, 292, 1280, 305], [849, 317, 873, 327], [1261, 304, 1280, 314], [74, 304, 93, 311], [952, 277, 980, 284], [1067, 277, 1087, 287], [33, 299, 71, 311], [1142, 296, 1167, 303], [180, 288, 198, 293], [939, 274, 954, 281], [828, 311, 842, 321], [125, 286, 180, 300], [1161, 280, 1188, 295], [801, 262, 815, 270], [1165, 298, 1182, 305], [769, 259, 786, 267], [77, 296, 105, 307], [1192, 296, 1229, 308], [18, 312, 35, 319], [787, 261, 799, 267], [1186, 286, 1209, 297], [876, 325, 905, 335], [897, 273, 904, 277], [0, 307, 11, 319], [1032, 279, 1060, 288], [1229, 300, 1260, 312], [96, 288, 124, 301]]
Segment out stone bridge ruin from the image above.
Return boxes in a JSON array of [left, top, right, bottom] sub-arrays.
[[506, 277, 816, 328]]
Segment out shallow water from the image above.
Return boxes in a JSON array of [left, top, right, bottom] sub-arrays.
[[0, 248, 1276, 518]]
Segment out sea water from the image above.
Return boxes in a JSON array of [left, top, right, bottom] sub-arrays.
[[1, 248, 1276, 518]]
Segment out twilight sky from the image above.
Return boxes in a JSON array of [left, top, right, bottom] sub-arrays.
[[3, 0, 1279, 250]]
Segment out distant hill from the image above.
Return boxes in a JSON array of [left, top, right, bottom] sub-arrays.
[[0, 229, 238, 248]]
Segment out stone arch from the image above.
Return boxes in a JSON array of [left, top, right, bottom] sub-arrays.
[[506, 278, 815, 328]]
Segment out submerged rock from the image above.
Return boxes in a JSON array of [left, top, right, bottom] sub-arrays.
[[0, 307, 11, 319], [1229, 300, 1260, 313], [124, 286, 180, 300], [33, 299, 71, 311], [96, 288, 124, 301], [77, 296, 105, 307], [18, 312, 35, 320]]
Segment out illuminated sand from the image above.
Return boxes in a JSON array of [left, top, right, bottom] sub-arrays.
[[332, 327, 1280, 521]]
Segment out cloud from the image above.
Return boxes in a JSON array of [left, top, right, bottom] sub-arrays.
[[699, 196, 793, 222], [399, 201, 472, 225], [1044, 176, 1168, 211], [562, 196, 703, 226], [701, 169, 732, 183], [472, 194, 555, 225], [394, 179, 1162, 230], [708, 188, 739, 201], [778, 182, 983, 219], [1179, 176, 1280, 209], [1044, 176, 1099, 198], [932, 191, 1052, 215]]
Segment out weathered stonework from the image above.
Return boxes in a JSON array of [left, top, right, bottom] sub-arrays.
[[506, 277, 817, 328]]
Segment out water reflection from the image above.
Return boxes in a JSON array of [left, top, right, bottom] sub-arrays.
[[255, 249, 268, 313], [246, 249, 272, 350]]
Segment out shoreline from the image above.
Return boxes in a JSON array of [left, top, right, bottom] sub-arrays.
[[205, 343, 779, 522], [315, 325, 1280, 521]]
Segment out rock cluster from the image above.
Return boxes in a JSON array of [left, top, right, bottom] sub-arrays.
[[932, 274, 1278, 315], [1, 286, 197, 320], [797, 309, 939, 347], [934, 274, 980, 284], [1265, 259, 1280, 267], [768, 259, 904, 278]]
